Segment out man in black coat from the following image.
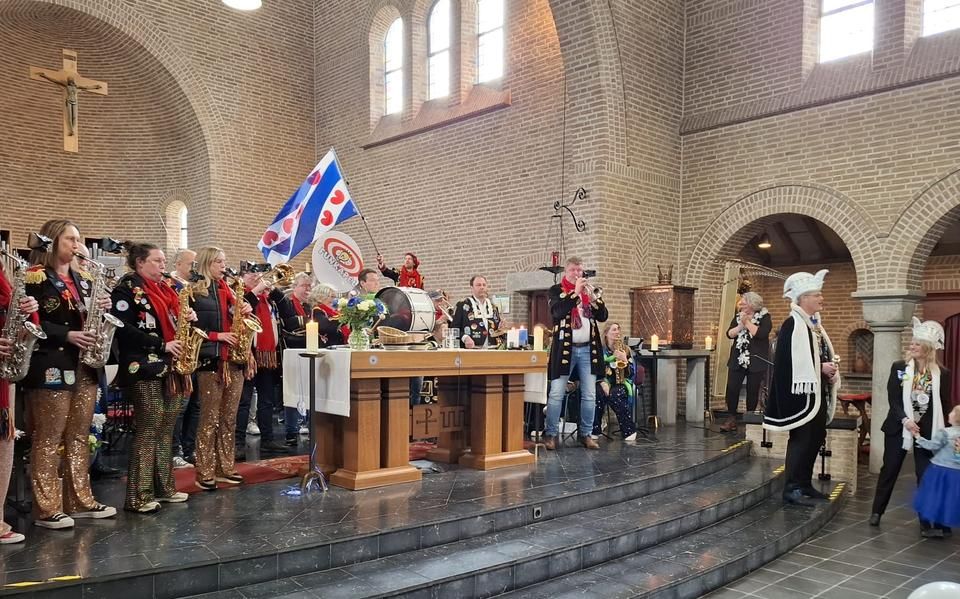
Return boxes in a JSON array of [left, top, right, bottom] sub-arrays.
[[763, 269, 839, 505], [542, 257, 608, 450]]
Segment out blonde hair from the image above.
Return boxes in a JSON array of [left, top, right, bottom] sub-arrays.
[[30, 219, 79, 269], [905, 339, 942, 369], [193, 246, 225, 296], [308, 282, 337, 306], [740, 292, 764, 311], [602, 322, 623, 352]]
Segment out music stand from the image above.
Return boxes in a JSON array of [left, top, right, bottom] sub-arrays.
[[298, 352, 329, 494], [627, 338, 657, 442]]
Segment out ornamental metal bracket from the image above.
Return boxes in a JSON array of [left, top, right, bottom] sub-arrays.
[[553, 187, 587, 232]]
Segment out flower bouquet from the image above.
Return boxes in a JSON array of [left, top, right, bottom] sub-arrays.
[[335, 296, 388, 350]]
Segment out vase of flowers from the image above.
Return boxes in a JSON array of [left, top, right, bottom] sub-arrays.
[[335, 296, 387, 350]]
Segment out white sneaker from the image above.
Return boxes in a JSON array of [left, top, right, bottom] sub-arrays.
[[157, 492, 189, 503], [172, 456, 194, 469], [34, 513, 74, 529], [0, 531, 25, 544], [624, 432, 638, 442], [71, 504, 117, 519], [130, 501, 160, 514], [246, 422, 261, 436], [299, 425, 309, 435]]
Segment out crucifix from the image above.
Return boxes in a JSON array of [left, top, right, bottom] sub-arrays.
[[30, 49, 108, 153]]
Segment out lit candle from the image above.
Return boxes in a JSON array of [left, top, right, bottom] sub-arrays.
[[533, 325, 545, 351], [518, 326, 528, 346], [507, 327, 519, 349], [705, 336, 713, 351], [650, 334, 659, 351], [306, 319, 319, 352]]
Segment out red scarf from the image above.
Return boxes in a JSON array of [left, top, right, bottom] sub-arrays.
[[0, 271, 11, 439], [142, 277, 179, 342], [560, 277, 592, 330], [399, 267, 423, 289], [314, 303, 349, 341], [291, 295, 306, 317], [254, 293, 277, 352]]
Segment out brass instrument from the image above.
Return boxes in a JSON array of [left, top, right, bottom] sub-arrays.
[[257, 263, 294, 289], [74, 252, 124, 369], [0, 247, 48, 381], [226, 270, 263, 364], [584, 282, 603, 301], [612, 335, 628, 385], [169, 272, 208, 375]]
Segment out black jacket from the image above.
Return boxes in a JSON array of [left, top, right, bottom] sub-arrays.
[[725, 312, 772, 373], [451, 297, 502, 348], [110, 273, 171, 386], [880, 360, 951, 437], [547, 284, 608, 381], [22, 265, 96, 390], [763, 316, 834, 431], [191, 280, 231, 371]]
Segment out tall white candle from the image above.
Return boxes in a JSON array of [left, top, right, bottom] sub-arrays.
[[650, 334, 660, 351], [306, 319, 319, 352]]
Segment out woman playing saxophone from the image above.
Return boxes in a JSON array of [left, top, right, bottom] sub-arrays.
[[592, 323, 639, 442], [189, 247, 253, 491], [22, 219, 116, 528], [110, 242, 194, 513]]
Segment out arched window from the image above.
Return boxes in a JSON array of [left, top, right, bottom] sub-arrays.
[[477, 0, 505, 83], [164, 198, 189, 252], [819, 0, 874, 63], [178, 204, 188, 248], [428, 0, 452, 99], [384, 18, 404, 115], [924, 0, 960, 36]]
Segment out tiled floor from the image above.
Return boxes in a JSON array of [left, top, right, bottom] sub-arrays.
[[704, 462, 960, 598]]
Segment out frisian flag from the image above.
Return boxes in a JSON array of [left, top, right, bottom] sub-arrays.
[[258, 148, 358, 265]]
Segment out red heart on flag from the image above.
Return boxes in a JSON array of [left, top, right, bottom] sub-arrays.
[[282, 218, 295, 234], [330, 190, 345, 205], [261, 231, 279, 246], [309, 171, 322, 185], [320, 210, 333, 226]]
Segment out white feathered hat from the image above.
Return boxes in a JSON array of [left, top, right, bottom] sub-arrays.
[[783, 269, 829, 302], [912, 317, 944, 350]]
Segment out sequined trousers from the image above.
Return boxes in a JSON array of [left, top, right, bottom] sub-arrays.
[[125, 380, 184, 510], [26, 366, 100, 519], [195, 367, 244, 482], [0, 395, 14, 536]]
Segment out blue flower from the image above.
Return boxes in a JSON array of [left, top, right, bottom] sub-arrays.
[[347, 296, 360, 308]]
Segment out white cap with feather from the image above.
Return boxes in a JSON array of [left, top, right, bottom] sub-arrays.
[[782, 269, 829, 302]]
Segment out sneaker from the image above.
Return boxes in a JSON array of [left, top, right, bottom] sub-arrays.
[[34, 513, 74, 529], [624, 432, 638, 442], [299, 425, 309, 435], [195, 479, 217, 491], [157, 492, 189, 503], [215, 473, 244, 485], [0, 531, 25, 544], [246, 422, 261, 436], [921, 528, 945, 539], [126, 501, 160, 514], [172, 456, 194, 469], [71, 504, 117, 519]]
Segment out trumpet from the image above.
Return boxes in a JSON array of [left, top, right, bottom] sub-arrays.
[[258, 263, 294, 289], [583, 281, 603, 301]]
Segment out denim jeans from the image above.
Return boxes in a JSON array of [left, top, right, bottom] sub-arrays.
[[545, 344, 596, 437], [172, 375, 199, 458]]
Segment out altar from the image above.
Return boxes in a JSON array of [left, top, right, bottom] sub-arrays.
[[282, 348, 548, 490]]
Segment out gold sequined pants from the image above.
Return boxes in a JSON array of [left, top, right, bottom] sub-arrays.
[[26, 367, 100, 519], [0, 398, 12, 536], [125, 380, 184, 510], [195, 368, 244, 482]]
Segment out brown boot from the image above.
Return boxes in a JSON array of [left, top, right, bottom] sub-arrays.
[[719, 417, 737, 432], [543, 436, 557, 450], [580, 436, 600, 449]]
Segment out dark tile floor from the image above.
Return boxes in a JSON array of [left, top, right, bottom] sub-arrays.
[[705, 461, 960, 598]]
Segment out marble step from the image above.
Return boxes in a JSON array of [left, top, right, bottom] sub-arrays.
[[191, 456, 784, 599], [495, 483, 846, 599]]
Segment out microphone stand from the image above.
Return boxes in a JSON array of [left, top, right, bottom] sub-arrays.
[[749, 353, 775, 448]]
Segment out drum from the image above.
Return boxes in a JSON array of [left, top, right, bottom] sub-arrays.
[[375, 287, 436, 332]]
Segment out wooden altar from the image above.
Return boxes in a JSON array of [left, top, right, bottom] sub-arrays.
[[309, 349, 547, 490]]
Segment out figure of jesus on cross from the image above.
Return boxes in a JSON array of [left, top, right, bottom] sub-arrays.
[[30, 49, 108, 153]]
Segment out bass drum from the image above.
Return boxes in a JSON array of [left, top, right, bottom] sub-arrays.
[[375, 287, 436, 333]]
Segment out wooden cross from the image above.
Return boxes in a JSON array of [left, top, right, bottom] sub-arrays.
[[30, 49, 108, 153]]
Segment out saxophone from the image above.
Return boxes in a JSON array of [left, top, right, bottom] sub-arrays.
[[0, 249, 48, 382], [170, 273, 208, 375], [226, 271, 262, 364], [74, 253, 125, 369], [612, 336, 629, 385]]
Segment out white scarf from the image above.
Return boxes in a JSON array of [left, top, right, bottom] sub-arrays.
[[900, 359, 945, 451], [735, 308, 768, 368], [468, 296, 494, 343], [789, 304, 838, 422]]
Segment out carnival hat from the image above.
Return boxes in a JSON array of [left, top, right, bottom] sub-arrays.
[[912, 317, 944, 350], [783, 269, 829, 302]]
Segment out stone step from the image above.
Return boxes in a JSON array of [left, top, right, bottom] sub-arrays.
[[190, 456, 785, 599], [496, 482, 846, 599]]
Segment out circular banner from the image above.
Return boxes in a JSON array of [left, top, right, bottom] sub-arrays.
[[311, 231, 364, 292]]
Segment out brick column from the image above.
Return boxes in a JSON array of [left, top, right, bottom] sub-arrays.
[[873, 0, 922, 70], [852, 290, 924, 473]]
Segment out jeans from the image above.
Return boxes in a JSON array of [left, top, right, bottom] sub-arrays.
[[237, 369, 278, 445], [285, 407, 304, 439], [172, 375, 199, 458], [545, 344, 596, 437]]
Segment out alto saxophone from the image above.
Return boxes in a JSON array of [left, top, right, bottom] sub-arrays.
[[74, 253, 124, 369], [0, 249, 47, 382], [226, 271, 262, 364], [612, 336, 629, 385], [170, 273, 208, 375]]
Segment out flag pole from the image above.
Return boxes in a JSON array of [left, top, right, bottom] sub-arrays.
[[331, 148, 382, 258]]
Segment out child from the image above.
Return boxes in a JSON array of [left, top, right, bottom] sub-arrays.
[[912, 405, 960, 538]]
